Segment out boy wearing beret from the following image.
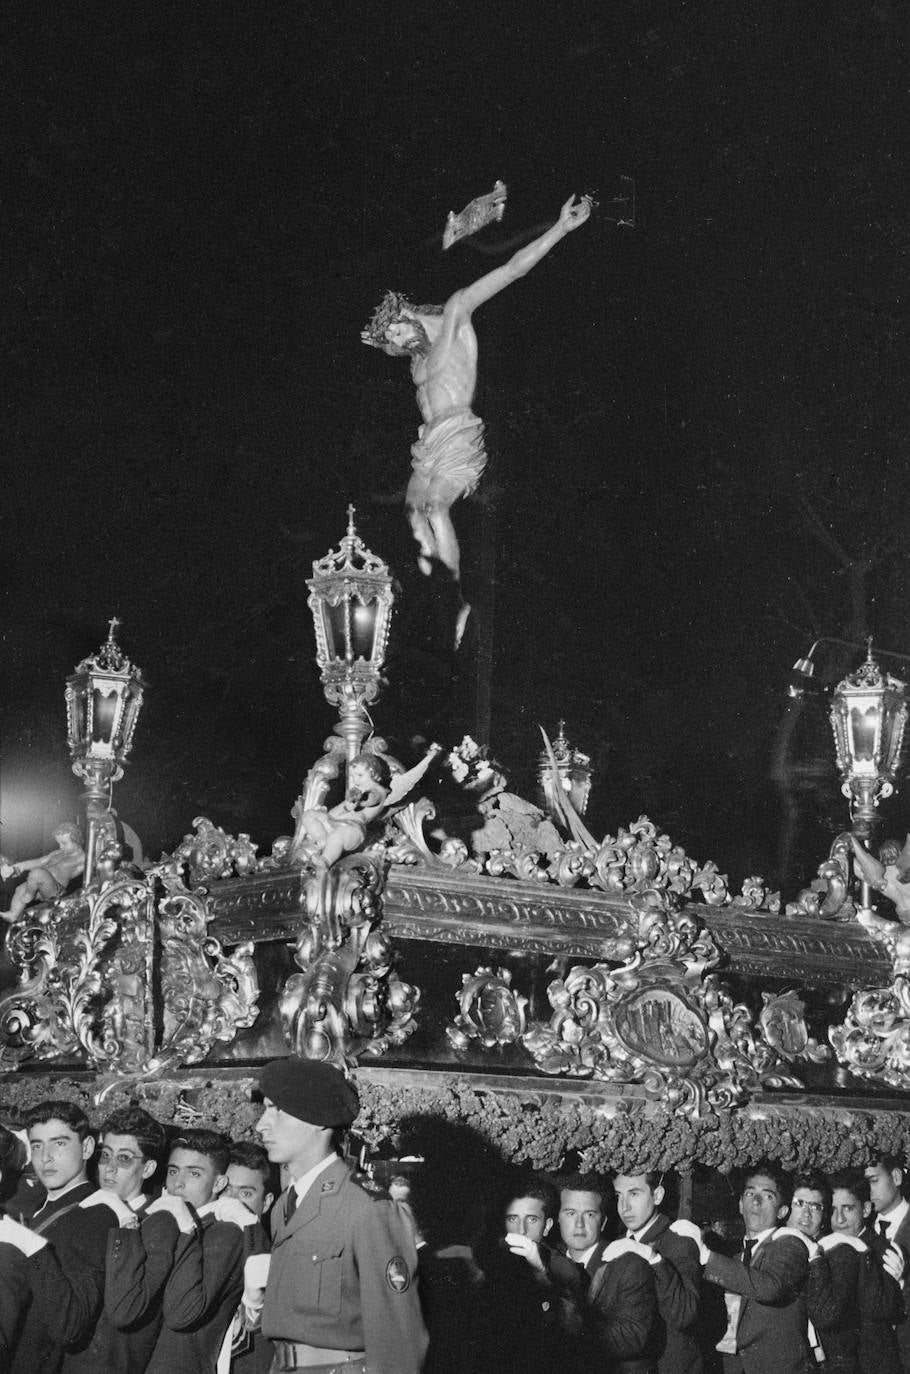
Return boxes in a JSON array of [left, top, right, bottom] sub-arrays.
[[248, 1058, 427, 1374]]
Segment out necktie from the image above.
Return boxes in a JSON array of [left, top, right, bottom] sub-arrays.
[[879, 1219, 890, 1242], [284, 1186, 297, 1225], [742, 1239, 756, 1267]]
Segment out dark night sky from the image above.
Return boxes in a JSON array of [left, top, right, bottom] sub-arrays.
[[4, 2, 910, 891]]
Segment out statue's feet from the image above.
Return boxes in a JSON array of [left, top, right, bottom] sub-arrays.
[[455, 602, 472, 650]]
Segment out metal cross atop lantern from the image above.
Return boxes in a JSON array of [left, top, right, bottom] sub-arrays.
[[307, 507, 394, 762], [830, 642, 908, 842], [65, 618, 145, 882]]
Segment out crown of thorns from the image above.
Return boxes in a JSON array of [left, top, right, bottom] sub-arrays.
[[362, 291, 443, 346]]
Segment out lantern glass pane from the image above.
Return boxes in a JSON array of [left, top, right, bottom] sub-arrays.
[[849, 704, 878, 762], [322, 600, 350, 660], [351, 598, 377, 660], [71, 684, 89, 745], [92, 687, 119, 744]]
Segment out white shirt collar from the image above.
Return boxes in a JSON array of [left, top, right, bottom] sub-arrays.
[[292, 1151, 338, 1203], [575, 1241, 600, 1267]]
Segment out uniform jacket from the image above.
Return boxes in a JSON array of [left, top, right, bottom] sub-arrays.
[[261, 1157, 427, 1374], [145, 1211, 266, 1374], [704, 1230, 809, 1374], [10, 1179, 119, 1374], [584, 1241, 661, 1374], [102, 1208, 183, 1373], [639, 1212, 704, 1374]]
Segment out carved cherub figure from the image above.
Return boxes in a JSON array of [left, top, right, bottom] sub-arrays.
[[0, 822, 85, 923], [292, 747, 441, 869], [851, 834, 910, 922], [295, 754, 393, 869]]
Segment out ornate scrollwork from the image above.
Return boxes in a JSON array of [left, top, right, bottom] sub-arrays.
[[830, 981, 910, 1090], [785, 834, 855, 921], [446, 967, 528, 1050], [435, 739, 780, 912], [173, 817, 260, 884], [156, 875, 259, 1067], [279, 855, 419, 1068], [518, 900, 807, 1115], [0, 860, 259, 1079]]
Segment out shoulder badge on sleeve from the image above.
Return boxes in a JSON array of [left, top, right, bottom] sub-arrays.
[[386, 1255, 411, 1292]]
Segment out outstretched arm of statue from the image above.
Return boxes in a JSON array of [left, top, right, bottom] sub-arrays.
[[452, 194, 592, 317]]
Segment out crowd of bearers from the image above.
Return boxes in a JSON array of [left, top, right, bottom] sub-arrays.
[[2, 1081, 910, 1374]]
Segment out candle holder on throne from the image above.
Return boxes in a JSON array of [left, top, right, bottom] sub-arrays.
[[280, 511, 422, 1068]]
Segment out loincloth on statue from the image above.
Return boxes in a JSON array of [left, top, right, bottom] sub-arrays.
[[407, 408, 487, 506]]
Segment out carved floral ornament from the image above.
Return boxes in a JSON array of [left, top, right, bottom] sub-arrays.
[[444, 896, 829, 1116], [0, 858, 259, 1085], [10, 720, 910, 1105]]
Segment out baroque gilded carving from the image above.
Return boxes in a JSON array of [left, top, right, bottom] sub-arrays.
[[830, 981, 910, 1090], [785, 834, 855, 921], [0, 860, 259, 1079], [502, 900, 821, 1114], [279, 854, 419, 1067], [173, 817, 261, 884], [446, 967, 528, 1050]]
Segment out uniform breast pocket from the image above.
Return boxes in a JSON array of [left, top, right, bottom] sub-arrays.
[[296, 1245, 345, 1318]]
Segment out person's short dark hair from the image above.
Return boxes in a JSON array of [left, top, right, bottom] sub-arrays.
[[829, 1169, 870, 1206], [25, 1100, 91, 1142], [615, 1168, 663, 1191], [170, 1129, 230, 1176], [740, 1161, 791, 1206], [100, 1106, 166, 1162], [792, 1170, 831, 1209], [869, 1153, 905, 1177], [505, 1172, 558, 1221], [228, 1140, 276, 1190], [558, 1171, 607, 1208]]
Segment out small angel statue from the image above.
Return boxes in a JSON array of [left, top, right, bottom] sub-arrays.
[[293, 748, 439, 868]]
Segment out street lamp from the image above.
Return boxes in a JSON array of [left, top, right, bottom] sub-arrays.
[[307, 507, 394, 764], [65, 618, 145, 883]]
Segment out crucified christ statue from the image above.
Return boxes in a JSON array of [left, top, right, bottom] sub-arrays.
[[362, 194, 592, 603]]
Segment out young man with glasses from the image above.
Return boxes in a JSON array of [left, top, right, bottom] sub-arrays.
[[112, 1128, 267, 1374], [69, 1106, 171, 1374]]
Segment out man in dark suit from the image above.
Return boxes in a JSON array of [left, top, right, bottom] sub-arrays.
[[140, 1128, 267, 1374], [819, 1169, 904, 1374], [557, 1172, 660, 1374], [613, 1170, 704, 1374], [484, 1171, 584, 1373], [251, 1058, 427, 1374], [866, 1155, 910, 1374], [681, 1164, 812, 1374], [8, 1099, 123, 1374]]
